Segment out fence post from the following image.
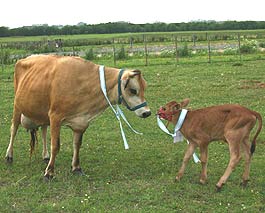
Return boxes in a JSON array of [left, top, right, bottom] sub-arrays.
[[237, 33, 242, 62], [143, 34, 148, 66], [1, 44, 4, 73], [174, 35, 179, 65], [112, 38, 116, 66], [206, 33, 211, 63]]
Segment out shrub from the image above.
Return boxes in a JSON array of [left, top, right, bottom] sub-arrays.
[[240, 39, 258, 54], [259, 42, 265, 48], [84, 48, 94, 60], [116, 46, 127, 60], [0, 49, 11, 64], [178, 43, 190, 57]]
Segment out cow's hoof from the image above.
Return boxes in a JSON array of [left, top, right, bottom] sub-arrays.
[[240, 180, 249, 188], [72, 168, 85, 176], [43, 158, 50, 164], [215, 185, 222, 192], [43, 174, 53, 182], [6, 156, 13, 164]]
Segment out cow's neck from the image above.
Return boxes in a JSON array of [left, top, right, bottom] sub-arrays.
[[103, 68, 120, 105]]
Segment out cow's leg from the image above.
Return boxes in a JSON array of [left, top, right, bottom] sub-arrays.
[[42, 125, 50, 163], [241, 136, 251, 187], [199, 145, 208, 184], [216, 137, 241, 191], [44, 118, 61, 180], [72, 131, 84, 175], [5, 108, 21, 163], [175, 141, 197, 181]]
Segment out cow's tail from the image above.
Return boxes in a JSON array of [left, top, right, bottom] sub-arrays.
[[250, 111, 262, 155], [29, 129, 38, 159]]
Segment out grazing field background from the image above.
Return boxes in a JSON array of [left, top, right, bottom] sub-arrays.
[[0, 31, 265, 212]]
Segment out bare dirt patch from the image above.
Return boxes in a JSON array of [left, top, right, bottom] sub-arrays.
[[239, 80, 265, 89]]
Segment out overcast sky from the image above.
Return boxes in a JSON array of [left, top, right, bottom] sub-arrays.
[[1, 0, 264, 28]]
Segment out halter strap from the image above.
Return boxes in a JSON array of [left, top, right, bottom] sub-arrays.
[[99, 65, 143, 150]]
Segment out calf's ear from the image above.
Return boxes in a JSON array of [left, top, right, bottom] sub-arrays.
[[172, 101, 181, 110], [180, 98, 190, 108]]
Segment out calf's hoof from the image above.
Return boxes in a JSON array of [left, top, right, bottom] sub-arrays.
[[174, 176, 181, 183], [199, 178, 207, 185], [6, 156, 13, 164], [72, 168, 85, 176]]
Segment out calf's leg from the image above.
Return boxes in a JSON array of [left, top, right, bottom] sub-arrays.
[[199, 145, 209, 184], [241, 136, 251, 187], [176, 142, 197, 181], [216, 138, 241, 190]]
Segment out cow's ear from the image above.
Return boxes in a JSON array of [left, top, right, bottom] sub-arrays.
[[129, 70, 141, 78], [180, 98, 190, 108], [121, 70, 141, 81]]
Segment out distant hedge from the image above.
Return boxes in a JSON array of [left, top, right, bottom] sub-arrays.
[[1, 21, 265, 37]]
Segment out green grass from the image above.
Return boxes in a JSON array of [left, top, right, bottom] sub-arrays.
[[0, 59, 265, 212]]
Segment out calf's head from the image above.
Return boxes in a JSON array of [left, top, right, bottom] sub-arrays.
[[119, 70, 151, 118], [157, 98, 190, 122]]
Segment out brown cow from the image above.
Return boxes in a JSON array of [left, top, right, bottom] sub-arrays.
[[6, 55, 151, 179], [157, 98, 262, 191]]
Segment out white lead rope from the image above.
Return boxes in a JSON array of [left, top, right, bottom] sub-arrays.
[[157, 112, 200, 164], [99, 65, 143, 149]]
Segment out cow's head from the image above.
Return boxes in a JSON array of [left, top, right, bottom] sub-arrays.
[[157, 99, 190, 121], [119, 70, 151, 118]]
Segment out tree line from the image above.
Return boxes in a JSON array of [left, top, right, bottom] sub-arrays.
[[1, 21, 265, 37]]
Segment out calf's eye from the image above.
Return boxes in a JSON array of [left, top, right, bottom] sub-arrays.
[[130, 89, 137, 95]]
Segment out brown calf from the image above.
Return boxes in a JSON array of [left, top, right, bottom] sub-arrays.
[[157, 99, 262, 191]]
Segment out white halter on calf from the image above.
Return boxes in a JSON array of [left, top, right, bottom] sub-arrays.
[[157, 109, 200, 163]]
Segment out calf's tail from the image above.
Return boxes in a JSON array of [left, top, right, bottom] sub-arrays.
[[250, 111, 262, 155]]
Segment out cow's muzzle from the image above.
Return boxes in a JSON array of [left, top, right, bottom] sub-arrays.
[[141, 110, 151, 118]]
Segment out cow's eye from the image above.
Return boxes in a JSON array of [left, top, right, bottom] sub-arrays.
[[130, 89, 137, 95]]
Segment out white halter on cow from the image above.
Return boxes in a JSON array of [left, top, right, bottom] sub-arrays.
[[99, 65, 145, 149]]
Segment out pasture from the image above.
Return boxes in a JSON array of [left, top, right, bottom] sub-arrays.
[[0, 58, 265, 212]]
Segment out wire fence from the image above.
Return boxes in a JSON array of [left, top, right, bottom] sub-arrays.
[[1, 32, 265, 69]]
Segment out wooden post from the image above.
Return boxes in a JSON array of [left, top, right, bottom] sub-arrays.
[[130, 36, 133, 49], [72, 46, 75, 56], [113, 38, 116, 66], [206, 33, 211, 63], [174, 35, 179, 65], [238, 33, 242, 62], [1, 44, 4, 73], [143, 34, 148, 66]]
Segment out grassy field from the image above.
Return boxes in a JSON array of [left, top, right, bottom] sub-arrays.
[[0, 58, 265, 212], [1, 29, 265, 43]]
